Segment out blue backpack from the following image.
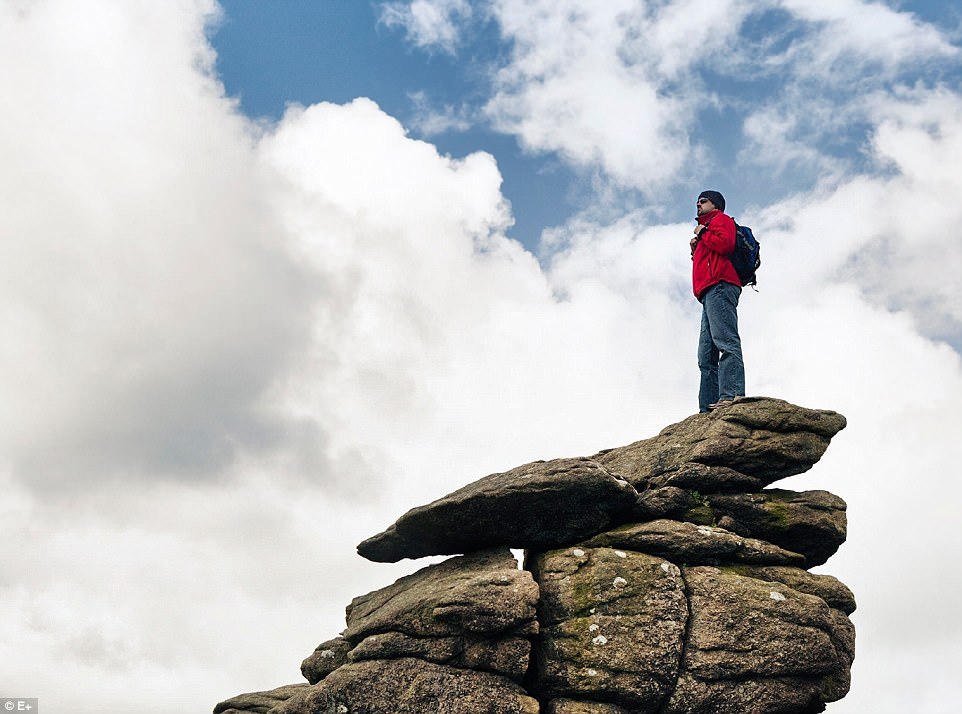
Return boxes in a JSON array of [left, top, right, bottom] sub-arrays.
[[730, 222, 761, 288]]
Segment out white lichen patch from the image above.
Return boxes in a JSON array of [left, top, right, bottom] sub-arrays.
[[612, 576, 628, 587], [660, 562, 680, 576], [592, 635, 609, 646], [770, 591, 786, 601], [589, 607, 596, 614], [587, 669, 598, 677], [320, 649, 335, 659], [615, 550, 627, 558], [589, 624, 600, 632], [572, 548, 586, 557], [337, 706, 348, 713]]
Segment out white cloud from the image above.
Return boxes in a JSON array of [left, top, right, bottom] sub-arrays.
[[0, 0, 314, 490], [378, 0, 958, 206], [739, 105, 849, 181], [378, 0, 473, 54], [2, 2, 962, 713], [482, 0, 958, 200], [776, 0, 958, 76], [255, 96, 704, 490], [407, 90, 473, 136], [735, 1, 959, 187], [484, 0, 749, 193], [740, 86, 962, 345], [859, 87, 962, 339]]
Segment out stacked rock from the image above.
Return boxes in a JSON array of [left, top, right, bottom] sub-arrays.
[[215, 397, 855, 714]]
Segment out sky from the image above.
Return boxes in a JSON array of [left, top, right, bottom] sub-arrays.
[[1, 1, 961, 712]]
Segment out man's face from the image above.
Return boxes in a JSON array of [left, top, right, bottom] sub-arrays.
[[696, 197, 715, 216]]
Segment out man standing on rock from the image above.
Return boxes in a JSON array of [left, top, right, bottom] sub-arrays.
[[690, 190, 745, 412]]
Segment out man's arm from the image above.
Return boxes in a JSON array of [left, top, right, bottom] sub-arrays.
[[696, 215, 736, 254]]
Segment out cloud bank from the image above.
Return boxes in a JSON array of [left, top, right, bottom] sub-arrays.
[[1, 1, 960, 712]]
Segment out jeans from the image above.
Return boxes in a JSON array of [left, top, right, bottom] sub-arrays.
[[698, 281, 745, 412]]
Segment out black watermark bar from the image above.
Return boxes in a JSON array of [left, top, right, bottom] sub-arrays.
[[1, 700, 38, 712]]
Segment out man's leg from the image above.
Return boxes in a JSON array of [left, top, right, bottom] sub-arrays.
[[697, 302, 719, 412], [704, 281, 745, 402]]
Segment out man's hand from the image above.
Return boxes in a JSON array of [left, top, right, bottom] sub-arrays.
[[691, 224, 705, 253]]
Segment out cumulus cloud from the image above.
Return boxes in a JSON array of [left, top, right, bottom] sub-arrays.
[[480, 0, 956, 200], [255, 96, 708, 493], [379, 0, 957, 205], [739, 86, 962, 347], [858, 87, 962, 341], [735, 1, 958, 186], [775, 0, 958, 77], [378, 0, 473, 54], [0, 5, 698, 708], [3, 2, 962, 713], [0, 0, 314, 491], [483, 0, 749, 193]]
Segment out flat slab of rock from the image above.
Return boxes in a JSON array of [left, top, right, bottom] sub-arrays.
[[357, 458, 638, 562], [641, 462, 767, 493], [341, 549, 538, 680], [582, 519, 805, 566], [530, 547, 688, 710], [690, 489, 847, 567], [722, 565, 856, 614], [214, 684, 309, 714], [344, 549, 538, 641], [347, 631, 531, 682], [271, 658, 540, 714], [595, 397, 846, 491]]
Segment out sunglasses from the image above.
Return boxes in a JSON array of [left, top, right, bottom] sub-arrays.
[[697, 198, 711, 205]]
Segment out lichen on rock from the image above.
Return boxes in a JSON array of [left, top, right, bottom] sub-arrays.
[[531, 547, 688, 710]]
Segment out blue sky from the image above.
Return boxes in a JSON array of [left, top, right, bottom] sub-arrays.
[[212, 0, 584, 248], [2, 2, 962, 713], [211, 0, 962, 249]]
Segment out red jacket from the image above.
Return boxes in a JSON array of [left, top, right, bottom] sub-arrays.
[[692, 209, 739, 300]]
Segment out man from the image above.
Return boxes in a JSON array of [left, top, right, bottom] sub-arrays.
[[690, 190, 745, 412]]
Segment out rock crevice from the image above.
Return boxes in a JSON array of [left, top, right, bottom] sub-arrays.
[[656, 561, 695, 714]]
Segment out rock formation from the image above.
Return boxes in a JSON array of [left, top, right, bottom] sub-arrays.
[[215, 397, 855, 714]]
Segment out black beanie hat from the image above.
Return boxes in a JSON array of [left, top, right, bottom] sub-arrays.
[[698, 190, 725, 212]]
